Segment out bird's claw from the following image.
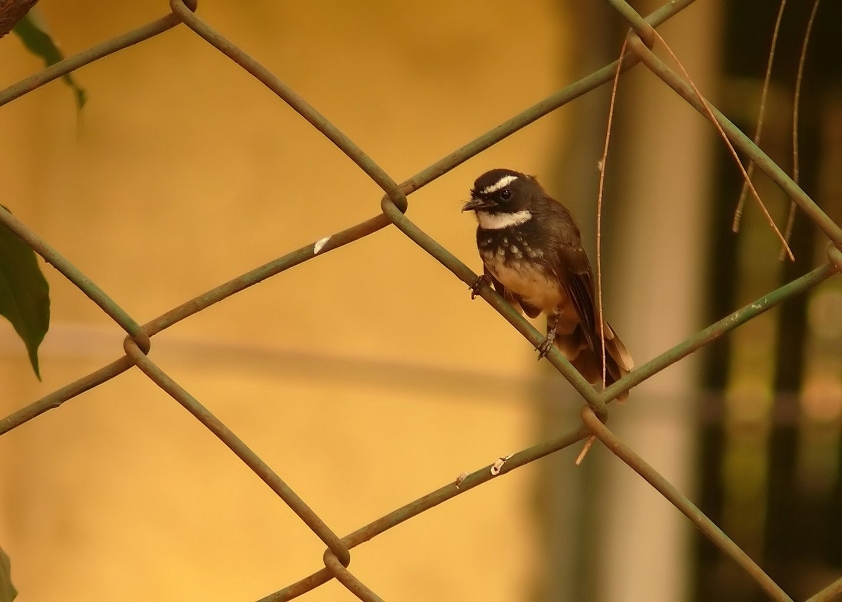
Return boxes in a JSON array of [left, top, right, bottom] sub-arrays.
[[536, 325, 555, 361], [470, 274, 491, 300], [536, 335, 555, 360]]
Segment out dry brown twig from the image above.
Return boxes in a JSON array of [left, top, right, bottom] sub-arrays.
[[578, 37, 628, 466], [780, 0, 821, 260], [733, 0, 788, 235], [651, 28, 795, 261]]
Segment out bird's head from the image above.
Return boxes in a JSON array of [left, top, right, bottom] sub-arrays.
[[462, 169, 539, 229]]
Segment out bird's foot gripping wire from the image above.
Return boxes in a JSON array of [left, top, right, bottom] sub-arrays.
[[536, 330, 556, 360], [470, 274, 492, 300]]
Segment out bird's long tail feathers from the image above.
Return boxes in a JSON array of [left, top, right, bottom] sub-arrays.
[[556, 321, 633, 403]]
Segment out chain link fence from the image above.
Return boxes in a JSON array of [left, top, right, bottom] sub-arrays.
[[1, 0, 841, 600]]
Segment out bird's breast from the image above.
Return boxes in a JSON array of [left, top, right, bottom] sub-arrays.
[[480, 245, 562, 313]]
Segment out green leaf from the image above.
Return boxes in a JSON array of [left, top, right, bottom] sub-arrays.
[[0, 208, 50, 379], [0, 547, 16, 602], [12, 9, 87, 109]]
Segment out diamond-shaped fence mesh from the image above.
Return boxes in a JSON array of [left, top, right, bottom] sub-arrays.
[[1, 0, 841, 600]]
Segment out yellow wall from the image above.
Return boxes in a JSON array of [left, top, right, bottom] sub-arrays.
[[0, 1, 571, 600]]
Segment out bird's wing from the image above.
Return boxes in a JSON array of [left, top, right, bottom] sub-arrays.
[[555, 238, 634, 374], [538, 196, 600, 350], [554, 242, 598, 352]]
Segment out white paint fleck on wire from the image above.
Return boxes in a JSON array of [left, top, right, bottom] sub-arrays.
[[313, 236, 331, 255], [455, 472, 469, 488], [490, 454, 513, 476]]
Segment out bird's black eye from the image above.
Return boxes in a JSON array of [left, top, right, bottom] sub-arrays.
[[500, 189, 512, 200]]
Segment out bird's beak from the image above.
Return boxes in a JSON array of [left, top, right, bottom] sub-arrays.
[[462, 197, 495, 212]]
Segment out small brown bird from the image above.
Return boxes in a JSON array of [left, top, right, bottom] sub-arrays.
[[462, 168, 633, 400]]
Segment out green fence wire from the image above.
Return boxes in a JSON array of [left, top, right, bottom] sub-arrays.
[[2, 0, 841, 600]]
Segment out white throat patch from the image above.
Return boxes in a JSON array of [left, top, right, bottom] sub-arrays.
[[481, 174, 518, 194], [476, 210, 532, 230]]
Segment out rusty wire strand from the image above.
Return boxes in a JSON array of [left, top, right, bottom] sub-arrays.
[[0, 0, 840, 600], [0, 7, 192, 108], [580, 406, 793, 602], [123, 339, 351, 566], [322, 552, 384, 602]]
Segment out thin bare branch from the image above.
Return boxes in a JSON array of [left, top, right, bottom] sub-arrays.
[[652, 29, 795, 260], [780, 0, 821, 260], [581, 36, 628, 466], [733, 0, 788, 233]]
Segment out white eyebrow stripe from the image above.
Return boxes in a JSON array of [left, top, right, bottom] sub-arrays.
[[481, 174, 518, 194], [476, 210, 532, 230]]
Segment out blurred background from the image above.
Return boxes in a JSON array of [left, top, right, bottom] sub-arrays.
[[0, 0, 841, 600]]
